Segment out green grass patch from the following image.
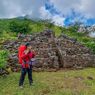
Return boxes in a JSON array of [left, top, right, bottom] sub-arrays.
[[1, 68, 95, 95], [0, 50, 9, 68]]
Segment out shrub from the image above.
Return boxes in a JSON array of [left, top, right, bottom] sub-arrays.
[[67, 25, 79, 33], [0, 50, 9, 68], [81, 37, 91, 43], [85, 42, 95, 54], [9, 19, 30, 33]]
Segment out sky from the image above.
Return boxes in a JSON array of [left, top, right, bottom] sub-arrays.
[[0, 0, 95, 26]]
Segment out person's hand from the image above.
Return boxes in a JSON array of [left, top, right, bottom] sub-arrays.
[[24, 49, 29, 54]]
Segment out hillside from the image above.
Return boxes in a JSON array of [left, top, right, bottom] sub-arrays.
[[0, 18, 95, 53], [0, 19, 95, 95], [0, 18, 61, 40]]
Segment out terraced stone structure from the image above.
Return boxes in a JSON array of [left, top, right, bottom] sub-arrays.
[[2, 30, 95, 72], [3, 31, 59, 71], [56, 35, 95, 69]]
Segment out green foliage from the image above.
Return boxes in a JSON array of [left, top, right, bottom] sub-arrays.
[[52, 26, 62, 36], [43, 19, 54, 28], [0, 50, 9, 68], [67, 25, 79, 33], [0, 19, 10, 32], [85, 42, 95, 53], [77, 37, 90, 43], [9, 19, 30, 33], [0, 30, 17, 40]]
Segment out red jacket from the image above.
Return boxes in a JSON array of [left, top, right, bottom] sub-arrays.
[[18, 45, 26, 64], [18, 45, 35, 68], [21, 51, 35, 68]]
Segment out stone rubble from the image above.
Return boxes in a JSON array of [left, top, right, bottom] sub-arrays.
[[3, 31, 59, 72], [1, 30, 95, 73], [57, 34, 95, 69]]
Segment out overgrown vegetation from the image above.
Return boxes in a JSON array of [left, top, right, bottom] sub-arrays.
[[0, 50, 9, 68], [9, 19, 31, 33]]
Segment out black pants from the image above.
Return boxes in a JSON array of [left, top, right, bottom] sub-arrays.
[[19, 65, 33, 86]]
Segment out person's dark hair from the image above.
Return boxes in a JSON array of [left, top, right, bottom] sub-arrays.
[[25, 42, 31, 47]]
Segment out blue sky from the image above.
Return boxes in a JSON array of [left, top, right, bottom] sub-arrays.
[[0, 0, 95, 26]]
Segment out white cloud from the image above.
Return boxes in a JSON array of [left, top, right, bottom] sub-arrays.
[[0, 0, 46, 18], [50, 0, 95, 19], [52, 15, 65, 26], [50, 0, 81, 16], [80, 0, 95, 18], [40, 6, 65, 26], [39, 6, 52, 19]]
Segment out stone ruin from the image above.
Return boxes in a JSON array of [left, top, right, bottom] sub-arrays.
[[1, 30, 95, 73], [2, 31, 59, 72], [57, 34, 95, 69]]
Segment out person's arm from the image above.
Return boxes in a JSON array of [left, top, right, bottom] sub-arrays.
[[29, 51, 36, 59], [21, 50, 29, 59]]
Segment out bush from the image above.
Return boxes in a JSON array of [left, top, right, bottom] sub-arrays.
[[80, 37, 91, 43], [9, 19, 30, 33], [67, 25, 79, 33], [85, 42, 95, 54], [0, 50, 9, 68]]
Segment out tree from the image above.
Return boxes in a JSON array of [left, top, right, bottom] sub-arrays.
[[9, 19, 30, 33]]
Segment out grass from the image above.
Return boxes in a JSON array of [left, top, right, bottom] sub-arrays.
[[0, 68, 95, 95], [0, 31, 17, 40]]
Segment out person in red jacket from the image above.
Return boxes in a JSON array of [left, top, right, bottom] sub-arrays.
[[19, 43, 35, 88]]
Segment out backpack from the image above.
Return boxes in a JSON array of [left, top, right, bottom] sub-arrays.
[[18, 45, 26, 64]]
